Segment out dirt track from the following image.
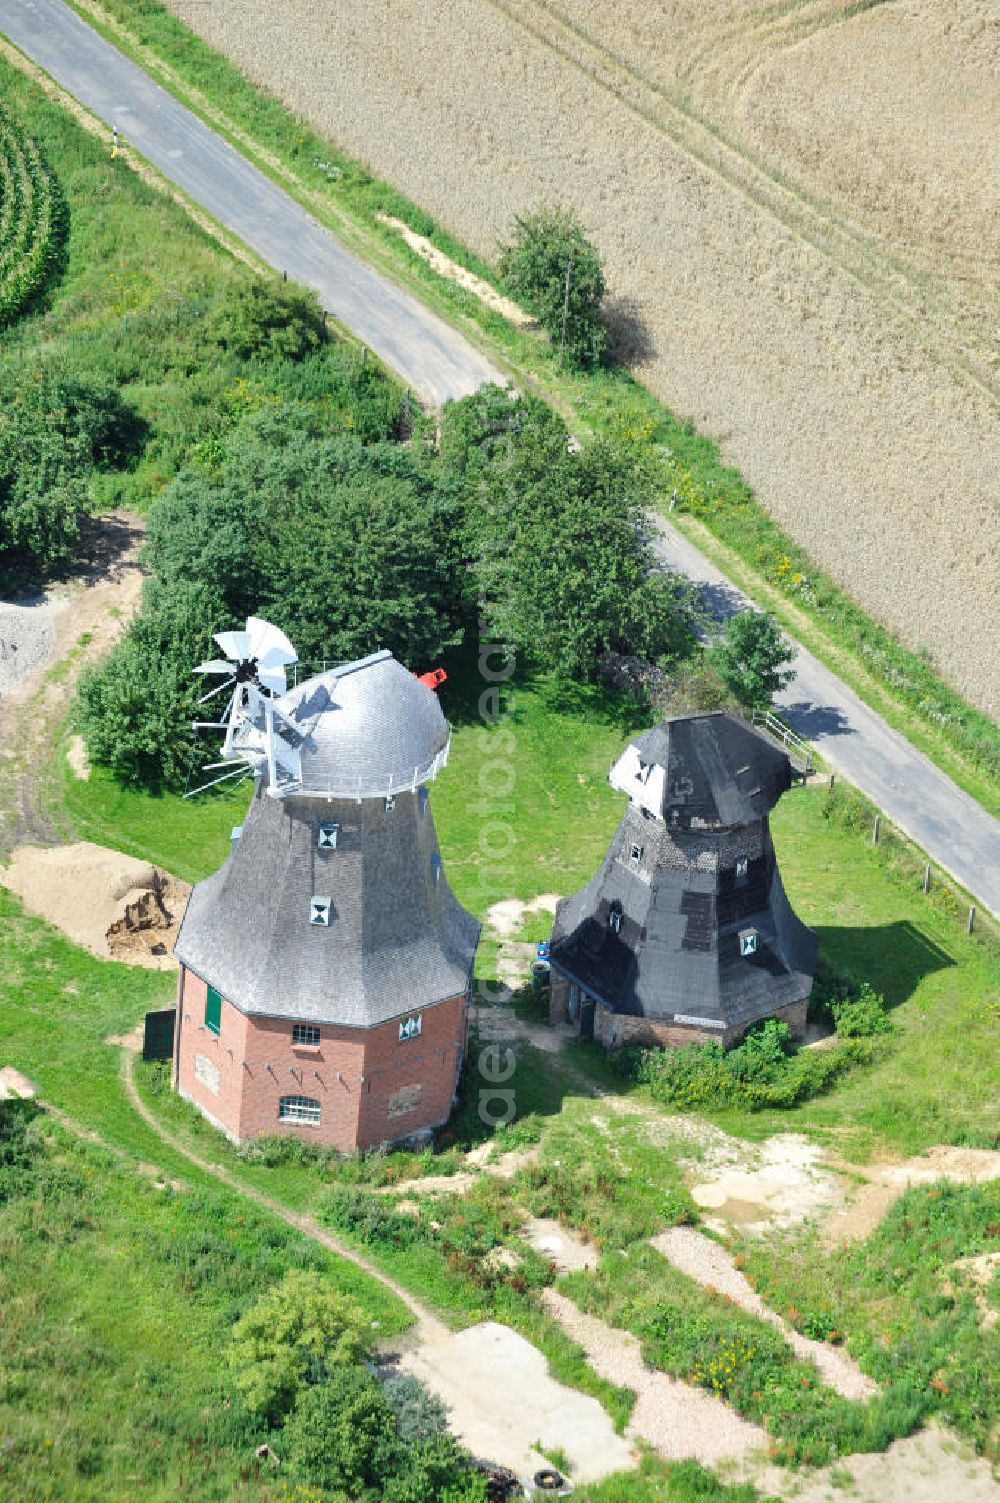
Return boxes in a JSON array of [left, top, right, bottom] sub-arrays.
[[160, 0, 1000, 715]]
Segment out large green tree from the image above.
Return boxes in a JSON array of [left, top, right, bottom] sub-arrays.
[[446, 388, 696, 678], [498, 206, 607, 369], [710, 609, 795, 710], [226, 1270, 368, 1424]]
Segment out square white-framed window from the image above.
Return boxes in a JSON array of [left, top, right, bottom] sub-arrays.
[[399, 1013, 422, 1042], [739, 927, 758, 957], [629, 843, 643, 865], [310, 896, 332, 926], [735, 855, 748, 882], [292, 1023, 320, 1047], [279, 1094, 321, 1126], [385, 794, 396, 812], [318, 822, 339, 851]]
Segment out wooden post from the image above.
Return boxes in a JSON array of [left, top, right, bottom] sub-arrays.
[[923, 863, 931, 894], [968, 906, 976, 935], [872, 814, 880, 844], [829, 773, 835, 791]]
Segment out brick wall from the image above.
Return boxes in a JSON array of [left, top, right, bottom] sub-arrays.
[[174, 964, 467, 1152], [591, 995, 809, 1051]]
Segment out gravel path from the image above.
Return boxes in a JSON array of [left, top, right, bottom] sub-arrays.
[[543, 1288, 768, 1465], [651, 1226, 877, 1401]]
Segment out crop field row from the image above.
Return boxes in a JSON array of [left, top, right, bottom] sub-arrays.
[[153, 0, 1000, 716], [0, 104, 65, 326]]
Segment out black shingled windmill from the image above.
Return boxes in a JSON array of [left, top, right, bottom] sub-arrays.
[[548, 711, 817, 1049]]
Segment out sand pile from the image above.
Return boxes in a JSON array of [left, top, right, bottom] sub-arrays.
[[1, 842, 190, 969]]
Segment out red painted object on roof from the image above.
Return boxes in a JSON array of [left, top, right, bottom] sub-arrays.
[[415, 667, 447, 691]]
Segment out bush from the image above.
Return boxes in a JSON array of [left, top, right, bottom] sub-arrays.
[[0, 365, 142, 574], [380, 1373, 449, 1443], [208, 278, 327, 363], [633, 1018, 878, 1112], [498, 205, 607, 369], [830, 981, 892, 1038], [0, 1099, 41, 1204], [283, 1369, 396, 1496]]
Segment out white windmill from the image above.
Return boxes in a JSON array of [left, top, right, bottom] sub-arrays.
[[188, 616, 312, 797]]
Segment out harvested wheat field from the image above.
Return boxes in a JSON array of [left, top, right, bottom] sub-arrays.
[[162, 0, 1000, 713]]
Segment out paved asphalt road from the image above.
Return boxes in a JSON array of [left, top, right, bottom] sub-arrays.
[[4, 0, 998, 916], [653, 521, 1000, 919], [0, 0, 502, 406]]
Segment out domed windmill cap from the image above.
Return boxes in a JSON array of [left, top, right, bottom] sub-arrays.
[[278, 649, 451, 799]]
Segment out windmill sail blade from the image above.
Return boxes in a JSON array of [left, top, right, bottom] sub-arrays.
[[214, 629, 252, 662], [258, 668, 288, 695], [198, 677, 236, 705], [246, 617, 296, 667], [194, 659, 236, 676]]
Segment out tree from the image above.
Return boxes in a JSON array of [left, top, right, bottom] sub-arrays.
[[710, 609, 795, 710], [226, 1270, 368, 1423], [450, 390, 697, 677], [498, 206, 607, 369], [0, 364, 143, 574], [76, 578, 219, 789]]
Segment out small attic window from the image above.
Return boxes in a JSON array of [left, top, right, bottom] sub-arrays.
[[385, 794, 396, 812], [739, 927, 758, 957], [309, 896, 332, 926], [629, 843, 643, 865], [735, 855, 748, 883], [609, 902, 623, 935], [318, 822, 339, 851]]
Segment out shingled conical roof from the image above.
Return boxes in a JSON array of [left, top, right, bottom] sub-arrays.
[[610, 712, 792, 829]]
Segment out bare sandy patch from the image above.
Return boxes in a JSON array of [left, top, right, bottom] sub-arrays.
[[377, 214, 533, 327], [65, 735, 90, 781], [397, 1318, 635, 1482], [543, 1287, 768, 1466], [521, 1216, 600, 1274], [652, 1225, 877, 1400], [0, 1066, 39, 1100], [741, 1419, 1000, 1503], [1, 841, 189, 969], [824, 1145, 1000, 1245], [688, 1132, 842, 1233]]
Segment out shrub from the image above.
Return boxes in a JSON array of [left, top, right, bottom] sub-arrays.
[[498, 205, 607, 369], [830, 981, 892, 1038], [208, 278, 327, 363], [634, 1018, 877, 1112], [0, 1099, 41, 1203], [381, 1373, 449, 1442], [283, 1368, 396, 1496], [0, 365, 142, 574]]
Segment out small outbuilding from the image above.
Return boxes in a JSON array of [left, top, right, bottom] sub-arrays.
[[173, 649, 479, 1152], [548, 711, 817, 1050]]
